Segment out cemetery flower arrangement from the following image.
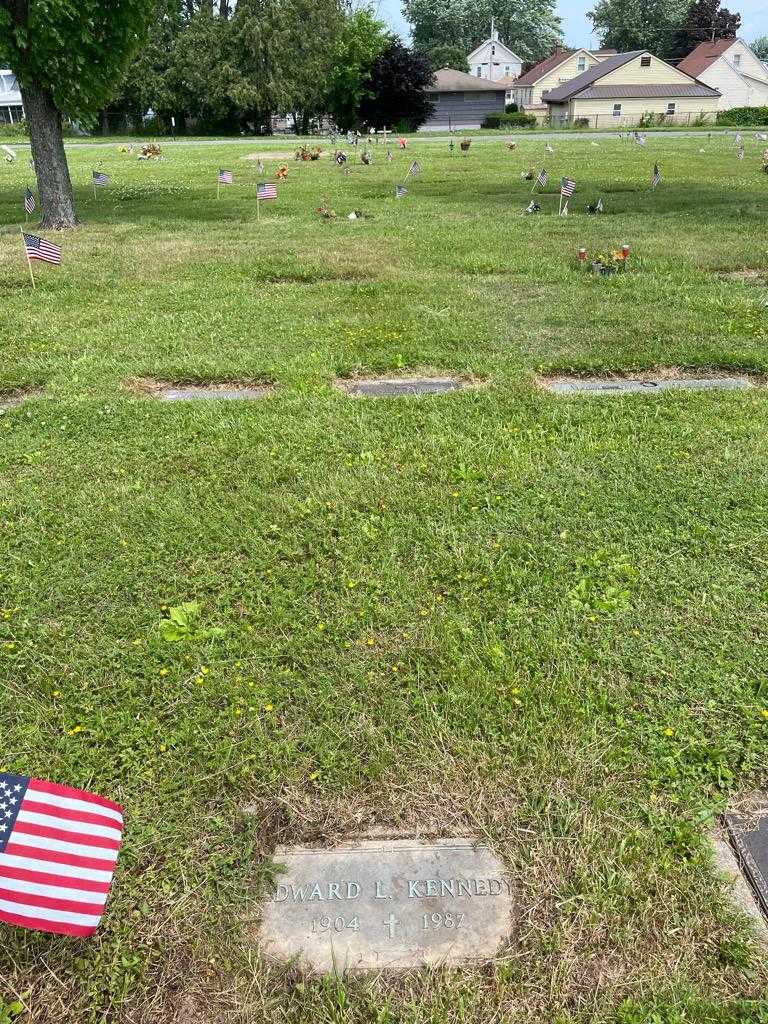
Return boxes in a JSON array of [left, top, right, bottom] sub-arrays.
[[591, 250, 627, 275], [295, 146, 323, 161]]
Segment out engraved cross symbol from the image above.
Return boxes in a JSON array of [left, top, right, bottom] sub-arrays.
[[383, 912, 400, 939]]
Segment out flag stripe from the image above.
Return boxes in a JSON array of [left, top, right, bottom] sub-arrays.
[[0, 876, 108, 908], [22, 797, 122, 832], [0, 898, 101, 928], [27, 782, 124, 820], [12, 819, 121, 852], [7, 831, 119, 862], [0, 905, 98, 937], [0, 859, 112, 893], [1, 848, 115, 881], [19, 803, 122, 839]]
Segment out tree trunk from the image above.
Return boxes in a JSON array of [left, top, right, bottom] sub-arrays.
[[21, 83, 77, 229]]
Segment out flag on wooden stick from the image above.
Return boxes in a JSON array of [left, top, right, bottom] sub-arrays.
[[559, 177, 576, 215], [0, 773, 124, 937], [395, 184, 408, 198], [651, 163, 662, 189], [23, 188, 36, 217]]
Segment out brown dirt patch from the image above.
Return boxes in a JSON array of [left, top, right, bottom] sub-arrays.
[[0, 387, 43, 410], [716, 268, 768, 282]]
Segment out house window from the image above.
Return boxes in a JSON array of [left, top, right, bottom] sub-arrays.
[[491, 45, 496, 55], [476, 66, 482, 76], [505, 65, 511, 75], [666, 102, 676, 114], [640, 55, 651, 67], [577, 56, 586, 71], [733, 53, 741, 67], [612, 103, 622, 117]]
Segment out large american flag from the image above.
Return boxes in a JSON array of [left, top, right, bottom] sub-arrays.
[[23, 232, 62, 266], [257, 183, 277, 200], [0, 774, 123, 937], [218, 169, 233, 185]]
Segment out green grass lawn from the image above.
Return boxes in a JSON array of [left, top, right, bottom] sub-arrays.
[[1, 135, 768, 1024]]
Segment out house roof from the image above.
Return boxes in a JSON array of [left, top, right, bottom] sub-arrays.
[[427, 68, 508, 93], [575, 83, 720, 99], [467, 37, 523, 62], [677, 38, 735, 77], [514, 49, 578, 87], [542, 50, 645, 101]]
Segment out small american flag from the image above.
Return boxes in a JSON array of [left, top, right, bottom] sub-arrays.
[[0, 773, 123, 937], [395, 184, 408, 198], [92, 171, 109, 186], [738, 146, 745, 160], [23, 232, 61, 266], [734, 132, 743, 146], [651, 163, 662, 188], [218, 169, 233, 185], [536, 168, 548, 188], [257, 183, 277, 200], [24, 188, 36, 215], [408, 160, 421, 176], [560, 178, 576, 198], [387, 150, 394, 163]]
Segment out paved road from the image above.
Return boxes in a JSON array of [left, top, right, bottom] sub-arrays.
[[1, 129, 747, 152]]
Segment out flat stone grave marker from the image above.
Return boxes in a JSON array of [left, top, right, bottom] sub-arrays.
[[725, 805, 768, 920], [156, 384, 271, 401], [542, 375, 752, 396], [339, 377, 465, 398], [259, 838, 512, 972]]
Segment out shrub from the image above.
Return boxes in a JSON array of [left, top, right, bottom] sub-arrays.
[[505, 102, 518, 113], [573, 117, 590, 128], [0, 119, 28, 139], [482, 111, 537, 129], [717, 106, 768, 125]]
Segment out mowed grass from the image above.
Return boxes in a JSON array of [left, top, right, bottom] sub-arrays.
[[1, 135, 768, 1024]]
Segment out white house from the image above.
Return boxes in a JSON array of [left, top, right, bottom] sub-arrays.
[[678, 38, 768, 109], [0, 69, 23, 124], [467, 23, 522, 82]]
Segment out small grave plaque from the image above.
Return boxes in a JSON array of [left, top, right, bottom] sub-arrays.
[[543, 375, 752, 396], [340, 377, 464, 398], [725, 806, 768, 919], [259, 839, 512, 972], [157, 385, 271, 401]]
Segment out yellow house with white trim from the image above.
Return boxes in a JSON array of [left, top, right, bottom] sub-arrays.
[[544, 50, 720, 128]]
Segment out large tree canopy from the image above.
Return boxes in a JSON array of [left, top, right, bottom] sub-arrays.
[[0, 0, 156, 227], [402, 0, 563, 64], [752, 35, 768, 60], [587, 0, 687, 59], [669, 0, 741, 58], [324, 6, 389, 131], [359, 39, 435, 130]]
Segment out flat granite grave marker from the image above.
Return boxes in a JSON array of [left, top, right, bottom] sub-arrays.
[[157, 385, 271, 401], [725, 805, 768, 920], [542, 375, 752, 395], [339, 377, 465, 398], [259, 839, 512, 972]]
